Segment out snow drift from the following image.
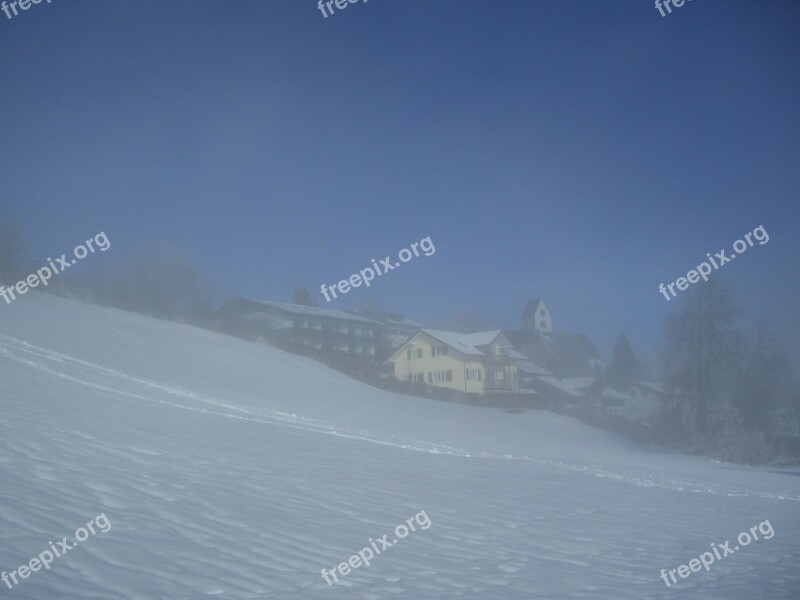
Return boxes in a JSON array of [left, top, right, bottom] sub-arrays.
[[1, 293, 798, 599]]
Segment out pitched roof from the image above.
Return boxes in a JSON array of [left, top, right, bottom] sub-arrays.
[[522, 297, 544, 317], [517, 360, 552, 376], [236, 299, 382, 324], [536, 376, 595, 398], [635, 381, 667, 395], [505, 347, 529, 360], [419, 329, 505, 356], [347, 309, 423, 328]]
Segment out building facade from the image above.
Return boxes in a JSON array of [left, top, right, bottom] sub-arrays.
[[213, 298, 383, 361], [385, 329, 520, 395]]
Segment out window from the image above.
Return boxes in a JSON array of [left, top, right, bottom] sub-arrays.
[[412, 373, 424, 383], [466, 368, 482, 381], [432, 345, 448, 357], [428, 370, 452, 383], [407, 348, 423, 359]]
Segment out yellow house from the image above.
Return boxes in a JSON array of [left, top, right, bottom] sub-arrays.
[[384, 329, 521, 395]]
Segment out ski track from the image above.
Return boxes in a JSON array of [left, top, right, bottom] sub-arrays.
[[2, 333, 797, 503]]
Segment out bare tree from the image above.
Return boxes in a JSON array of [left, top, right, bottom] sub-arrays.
[[734, 323, 793, 433], [130, 245, 208, 320], [61, 243, 214, 323], [292, 285, 317, 307], [607, 333, 641, 390], [663, 278, 740, 434], [0, 218, 26, 284], [358, 297, 380, 314]]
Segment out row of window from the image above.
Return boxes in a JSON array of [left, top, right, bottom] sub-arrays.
[[293, 320, 375, 337], [406, 368, 517, 384], [486, 370, 518, 382], [465, 368, 482, 381], [408, 369, 520, 385], [300, 340, 375, 355], [408, 371, 454, 383], [428, 370, 453, 383], [406, 344, 521, 360], [407, 345, 448, 359]]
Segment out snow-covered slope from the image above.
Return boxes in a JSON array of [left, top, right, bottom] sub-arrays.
[[1, 293, 798, 599]]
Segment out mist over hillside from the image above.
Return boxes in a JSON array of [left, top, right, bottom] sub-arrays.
[[2, 0, 799, 597], [1, 293, 799, 598]]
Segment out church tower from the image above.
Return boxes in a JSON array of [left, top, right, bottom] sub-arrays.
[[522, 298, 552, 333]]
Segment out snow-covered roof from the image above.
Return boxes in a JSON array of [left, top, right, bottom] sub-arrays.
[[536, 376, 595, 398], [385, 316, 423, 327], [636, 381, 666, 395], [348, 310, 423, 328], [600, 387, 630, 401], [419, 329, 505, 356], [244, 300, 383, 324], [517, 360, 552, 376], [518, 387, 539, 394], [504, 348, 529, 360]]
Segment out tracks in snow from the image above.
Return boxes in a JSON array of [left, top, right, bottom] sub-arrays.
[[1, 333, 798, 502]]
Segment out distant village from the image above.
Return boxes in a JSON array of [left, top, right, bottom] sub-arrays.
[[213, 296, 665, 428]]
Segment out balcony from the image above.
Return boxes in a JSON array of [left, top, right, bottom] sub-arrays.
[[484, 378, 514, 391]]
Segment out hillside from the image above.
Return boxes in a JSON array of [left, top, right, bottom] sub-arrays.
[[1, 293, 798, 599]]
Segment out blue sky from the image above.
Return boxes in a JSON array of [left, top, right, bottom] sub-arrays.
[[2, 0, 799, 367]]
